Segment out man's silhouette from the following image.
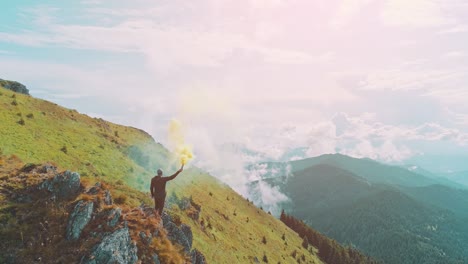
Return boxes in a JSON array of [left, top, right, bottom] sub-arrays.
[[151, 165, 184, 215]]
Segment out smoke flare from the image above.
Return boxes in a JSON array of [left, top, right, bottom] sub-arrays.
[[168, 119, 194, 165]]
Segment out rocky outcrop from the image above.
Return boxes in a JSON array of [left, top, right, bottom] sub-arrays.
[[84, 227, 138, 264], [66, 200, 94, 240], [103, 190, 113, 205], [106, 208, 121, 227], [38, 170, 81, 200], [180, 224, 193, 249], [152, 254, 161, 264], [0, 78, 30, 95], [191, 249, 207, 264], [165, 221, 191, 253]]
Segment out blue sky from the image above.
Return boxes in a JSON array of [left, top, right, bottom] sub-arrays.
[[1, 0, 468, 173]]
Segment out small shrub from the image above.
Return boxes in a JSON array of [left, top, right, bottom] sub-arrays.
[[172, 214, 182, 226], [16, 113, 22, 117], [291, 250, 297, 258], [302, 236, 309, 249], [11, 100, 18, 106], [41, 111, 46, 115], [114, 194, 127, 205], [80, 194, 94, 202], [209, 192, 213, 196], [282, 233, 285, 240], [26, 113, 34, 119], [114, 131, 119, 137], [262, 236, 267, 244], [263, 253, 268, 263], [60, 146, 68, 154], [17, 118, 25, 125], [11, 94, 16, 98], [116, 179, 124, 185]]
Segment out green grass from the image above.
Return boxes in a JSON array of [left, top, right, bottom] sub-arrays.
[[0, 86, 324, 263], [0, 86, 169, 190], [169, 170, 322, 263]]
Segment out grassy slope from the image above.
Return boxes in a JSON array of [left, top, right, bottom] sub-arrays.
[[170, 171, 321, 263], [0, 86, 169, 190], [0, 86, 323, 264]]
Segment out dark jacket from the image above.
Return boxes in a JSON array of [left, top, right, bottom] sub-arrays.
[[150, 170, 181, 198]]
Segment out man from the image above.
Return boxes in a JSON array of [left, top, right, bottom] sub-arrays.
[[150, 165, 184, 215]]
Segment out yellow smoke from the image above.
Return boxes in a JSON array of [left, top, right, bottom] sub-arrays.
[[168, 119, 194, 165]]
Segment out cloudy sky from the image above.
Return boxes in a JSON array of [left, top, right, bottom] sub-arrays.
[[1, 0, 468, 173]]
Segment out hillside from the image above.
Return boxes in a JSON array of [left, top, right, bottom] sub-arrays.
[[440, 171, 468, 188], [288, 154, 463, 188], [0, 85, 324, 263], [0, 155, 193, 263], [267, 162, 468, 263]]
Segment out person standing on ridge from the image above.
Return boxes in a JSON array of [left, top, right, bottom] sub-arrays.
[[151, 165, 184, 215]]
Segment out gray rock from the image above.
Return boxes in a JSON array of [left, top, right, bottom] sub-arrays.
[[87, 186, 100, 195], [191, 249, 207, 264], [103, 190, 113, 205], [161, 212, 173, 229], [107, 208, 121, 227], [180, 224, 193, 249], [178, 197, 191, 210], [39, 170, 81, 200], [0, 79, 29, 95], [152, 254, 161, 264], [84, 227, 138, 264], [165, 221, 191, 253], [66, 200, 94, 240], [40, 164, 57, 173], [139, 231, 152, 245]]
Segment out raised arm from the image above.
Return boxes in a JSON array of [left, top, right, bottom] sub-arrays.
[[165, 165, 184, 182]]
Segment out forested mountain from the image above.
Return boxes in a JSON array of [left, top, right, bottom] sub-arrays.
[[261, 156, 468, 263]]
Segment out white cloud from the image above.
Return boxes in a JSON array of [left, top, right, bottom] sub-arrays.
[[2, 8, 320, 69], [444, 51, 466, 58], [331, 0, 374, 28], [381, 0, 453, 28]]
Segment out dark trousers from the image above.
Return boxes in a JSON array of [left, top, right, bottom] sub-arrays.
[[154, 195, 166, 216]]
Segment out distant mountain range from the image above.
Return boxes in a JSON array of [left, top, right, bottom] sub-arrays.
[[250, 154, 468, 264], [440, 170, 468, 188]]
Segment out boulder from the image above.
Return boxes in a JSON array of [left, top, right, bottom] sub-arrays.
[[84, 227, 138, 264], [191, 249, 207, 264], [0, 79, 30, 95], [165, 221, 191, 253], [66, 200, 94, 240], [139, 231, 152, 245], [107, 208, 121, 227], [40, 164, 57, 174], [103, 190, 113, 205], [180, 224, 193, 249], [161, 212, 173, 229], [152, 254, 161, 264], [39, 170, 81, 200], [178, 197, 191, 210], [87, 182, 103, 195]]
